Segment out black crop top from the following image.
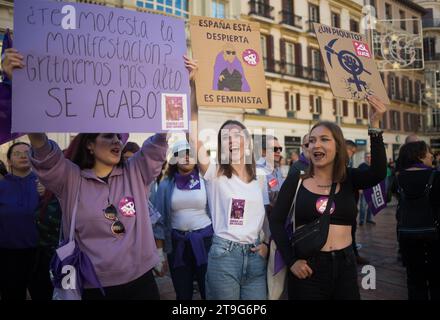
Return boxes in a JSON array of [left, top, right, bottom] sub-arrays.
[[295, 181, 358, 227], [269, 134, 387, 267]]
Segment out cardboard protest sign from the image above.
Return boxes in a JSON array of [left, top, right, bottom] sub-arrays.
[[12, 0, 189, 133], [189, 16, 268, 109], [314, 23, 390, 104]]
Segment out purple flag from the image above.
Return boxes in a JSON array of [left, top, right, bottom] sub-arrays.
[[12, 0, 190, 133], [363, 180, 387, 215], [0, 29, 24, 145]]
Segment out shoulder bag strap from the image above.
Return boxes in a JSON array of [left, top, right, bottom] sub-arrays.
[[290, 177, 303, 232], [68, 179, 81, 242], [322, 182, 337, 216]]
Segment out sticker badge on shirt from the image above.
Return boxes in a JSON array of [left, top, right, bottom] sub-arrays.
[[119, 197, 136, 217], [268, 177, 278, 189], [316, 196, 335, 215], [229, 198, 246, 226]]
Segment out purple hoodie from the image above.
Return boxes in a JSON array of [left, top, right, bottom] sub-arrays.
[[30, 134, 167, 288]]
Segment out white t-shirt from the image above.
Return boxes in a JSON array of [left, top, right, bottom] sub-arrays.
[[170, 178, 211, 231], [202, 162, 266, 244]]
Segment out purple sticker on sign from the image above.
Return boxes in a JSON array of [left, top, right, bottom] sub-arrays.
[[242, 49, 259, 66], [12, 0, 190, 133]]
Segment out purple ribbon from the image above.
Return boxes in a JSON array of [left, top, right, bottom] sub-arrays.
[[175, 169, 201, 190], [171, 224, 213, 268], [298, 153, 310, 166], [272, 222, 294, 275]]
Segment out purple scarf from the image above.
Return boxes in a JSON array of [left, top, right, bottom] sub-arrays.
[[175, 169, 201, 190], [411, 163, 432, 170]]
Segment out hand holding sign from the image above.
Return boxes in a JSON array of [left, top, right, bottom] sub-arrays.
[[366, 94, 387, 128], [2, 48, 24, 80], [184, 55, 198, 82]]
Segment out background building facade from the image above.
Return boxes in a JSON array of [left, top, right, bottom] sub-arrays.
[[0, 0, 436, 165]]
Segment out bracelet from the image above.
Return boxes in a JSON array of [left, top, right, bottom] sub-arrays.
[[368, 127, 383, 137]]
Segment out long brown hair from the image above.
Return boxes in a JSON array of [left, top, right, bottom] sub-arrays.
[[72, 134, 124, 170], [305, 121, 348, 183], [217, 120, 256, 180]]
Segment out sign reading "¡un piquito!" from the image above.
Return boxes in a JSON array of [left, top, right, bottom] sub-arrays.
[[189, 16, 268, 109], [314, 23, 390, 105]]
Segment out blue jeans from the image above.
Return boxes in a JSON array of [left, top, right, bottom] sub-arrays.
[[359, 194, 373, 224], [205, 236, 267, 300]]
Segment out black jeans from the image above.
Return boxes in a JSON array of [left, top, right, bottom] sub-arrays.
[[400, 238, 440, 300], [29, 246, 55, 300], [0, 247, 37, 300], [288, 246, 360, 300], [82, 269, 160, 300], [168, 235, 212, 300]]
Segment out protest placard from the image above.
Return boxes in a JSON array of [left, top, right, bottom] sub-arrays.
[[12, 0, 189, 133], [189, 16, 268, 109], [314, 23, 390, 104]]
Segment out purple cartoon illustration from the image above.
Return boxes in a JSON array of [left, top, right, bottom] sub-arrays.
[[212, 45, 250, 92]]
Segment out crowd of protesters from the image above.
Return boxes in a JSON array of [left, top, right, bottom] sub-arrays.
[[0, 39, 438, 302]]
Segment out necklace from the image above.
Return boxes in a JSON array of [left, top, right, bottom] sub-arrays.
[[317, 184, 332, 188]]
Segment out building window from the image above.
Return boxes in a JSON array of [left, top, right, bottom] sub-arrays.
[[390, 75, 396, 98], [311, 49, 323, 81], [412, 17, 418, 34], [286, 42, 295, 74], [331, 12, 340, 28], [350, 19, 359, 32], [212, 0, 227, 19], [136, 0, 189, 18], [308, 4, 320, 31], [424, 37, 436, 61], [403, 78, 409, 99], [385, 3, 392, 20], [260, 35, 267, 69], [391, 111, 401, 130], [399, 10, 406, 30]]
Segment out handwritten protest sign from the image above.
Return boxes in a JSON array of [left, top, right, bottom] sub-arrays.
[[314, 23, 390, 104], [12, 0, 189, 133], [189, 16, 268, 109]]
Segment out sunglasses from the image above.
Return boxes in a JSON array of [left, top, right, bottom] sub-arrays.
[[103, 204, 125, 236], [273, 147, 283, 153], [173, 150, 190, 158], [226, 51, 236, 55]]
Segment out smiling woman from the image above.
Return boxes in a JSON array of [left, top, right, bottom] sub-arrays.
[[269, 96, 388, 300]]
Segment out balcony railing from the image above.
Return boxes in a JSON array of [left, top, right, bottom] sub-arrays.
[[280, 11, 302, 29], [249, 0, 274, 20], [422, 19, 440, 28], [263, 59, 329, 83], [425, 53, 440, 61], [307, 20, 320, 33]]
